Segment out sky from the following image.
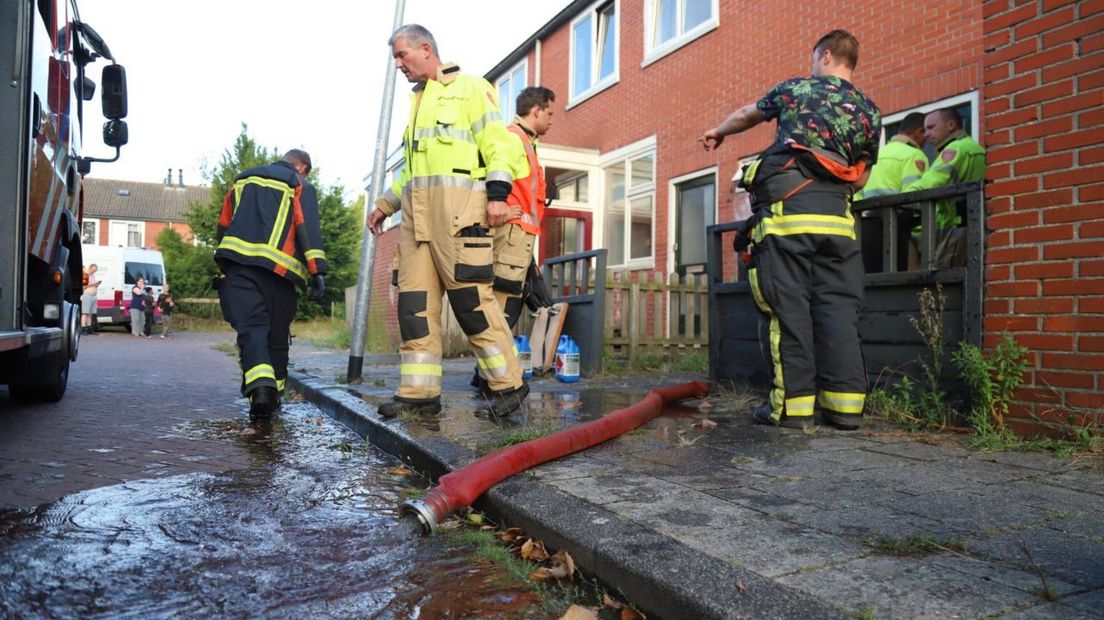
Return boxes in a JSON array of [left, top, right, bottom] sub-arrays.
[[77, 0, 572, 194]]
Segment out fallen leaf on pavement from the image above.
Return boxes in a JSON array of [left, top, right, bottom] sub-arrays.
[[737, 579, 746, 594], [386, 466, 414, 477], [621, 607, 646, 620], [499, 527, 525, 544], [521, 538, 550, 562], [558, 605, 599, 620], [698, 401, 714, 412], [602, 593, 624, 610], [530, 550, 575, 581], [466, 512, 484, 525], [694, 419, 718, 429], [315, 417, 324, 426]]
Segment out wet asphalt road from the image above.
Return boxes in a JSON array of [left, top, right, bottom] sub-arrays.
[[0, 330, 547, 618]]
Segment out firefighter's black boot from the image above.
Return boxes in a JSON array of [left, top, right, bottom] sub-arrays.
[[476, 382, 530, 418], [470, 367, 492, 397], [752, 403, 815, 429], [821, 411, 861, 431], [249, 386, 279, 421], [378, 396, 442, 419]]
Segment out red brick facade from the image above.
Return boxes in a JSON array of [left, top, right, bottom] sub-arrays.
[[983, 0, 1104, 432]]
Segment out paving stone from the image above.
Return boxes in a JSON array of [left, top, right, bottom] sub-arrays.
[[965, 526, 1104, 589], [780, 502, 951, 541], [780, 554, 1049, 620], [885, 489, 1051, 535]]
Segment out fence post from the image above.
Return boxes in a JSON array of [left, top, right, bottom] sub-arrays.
[[628, 277, 641, 361]]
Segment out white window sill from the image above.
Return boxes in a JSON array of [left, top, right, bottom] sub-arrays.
[[607, 257, 656, 272], [641, 20, 718, 69], [567, 76, 620, 110]]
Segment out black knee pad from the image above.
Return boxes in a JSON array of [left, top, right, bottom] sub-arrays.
[[447, 286, 490, 335], [504, 296, 523, 329], [397, 291, 430, 340]]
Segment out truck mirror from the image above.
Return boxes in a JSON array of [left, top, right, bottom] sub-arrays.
[[103, 120, 128, 148], [101, 64, 127, 120]]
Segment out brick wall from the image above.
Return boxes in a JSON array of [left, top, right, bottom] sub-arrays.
[[145, 221, 193, 248], [983, 0, 1104, 433]]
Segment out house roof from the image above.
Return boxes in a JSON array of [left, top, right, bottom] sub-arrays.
[[485, 0, 592, 83], [82, 178, 212, 222]]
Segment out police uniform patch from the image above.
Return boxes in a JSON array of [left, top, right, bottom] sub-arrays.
[[916, 159, 927, 172], [941, 149, 957, 163], [486, 91, 497, 107]]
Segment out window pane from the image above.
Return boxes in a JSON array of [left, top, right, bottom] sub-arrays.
[[655, 0, 676, 46], [81, 221, 96, 244], [575, 176, 589, 202], [605, 167, 626, 263], [557, 179, 576, 202], [598, 4, 616, 80], [498, 81, 511, 121], [683, 0, 712, 31], [630, 154, 654, 188], [127, 223, 141, 248], [678, 180, 714, 267], [573, 16, 593, 96], [629, 195, 653, 260]]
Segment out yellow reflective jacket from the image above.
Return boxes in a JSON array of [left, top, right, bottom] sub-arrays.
[[375, 64, 526, 241], [856, 134, 928, 200], [904, 130, 985, 228]]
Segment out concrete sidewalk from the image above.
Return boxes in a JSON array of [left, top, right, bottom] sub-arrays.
[[288, 344, 1104, 620]]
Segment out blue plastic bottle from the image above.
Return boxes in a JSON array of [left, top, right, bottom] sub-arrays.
[[559, 336, 580, 383], [554, 335, 570, 380], [515, 335, 532, 379]]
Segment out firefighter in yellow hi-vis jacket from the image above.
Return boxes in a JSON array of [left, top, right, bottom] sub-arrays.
[[367, 24, 529, 419]]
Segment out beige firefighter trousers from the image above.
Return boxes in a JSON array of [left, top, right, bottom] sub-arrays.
[[394, 191, 523, 401]]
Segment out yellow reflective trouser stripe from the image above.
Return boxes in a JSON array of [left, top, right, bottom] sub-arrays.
[[304, 249, 326, 260], [819, 390, 865, 414], [244, 363, 276, 385], [749, 268, 784, 417], [219, 236, 308, 281], [276, 378, 286, 392], [785, 395, 816, 418], [474, 346, 508, 379], [400, 363, 443, 387], [754, 213, 856, 241]]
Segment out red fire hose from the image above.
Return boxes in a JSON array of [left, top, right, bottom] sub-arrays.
[[401, 380, 710, 534]]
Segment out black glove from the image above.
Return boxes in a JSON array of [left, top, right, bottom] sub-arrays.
[[310, 274, 325, 301], [211, 274, 225, 291], [523, 262, 554, 311]]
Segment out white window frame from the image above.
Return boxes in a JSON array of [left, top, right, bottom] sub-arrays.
[[666, 166, 718, 279], [642, 0, 719, 68], [879, 91, 981, 146], [81, 219, 98, 245], [568, 0, 620, 109], [600, 136, 656, 270], [495, 59, 527, 122], [109, 219, 144, 248]]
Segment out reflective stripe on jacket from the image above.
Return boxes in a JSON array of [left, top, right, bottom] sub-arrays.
[[505, 122, 545, 235], [215, 160, 326, 289]]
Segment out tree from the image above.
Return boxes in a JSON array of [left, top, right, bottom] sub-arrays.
[[157, 227, 218, 299], [182, 124, 363, 319]]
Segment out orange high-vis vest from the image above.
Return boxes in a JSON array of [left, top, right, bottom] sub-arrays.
[[505, 123, 546, 235]]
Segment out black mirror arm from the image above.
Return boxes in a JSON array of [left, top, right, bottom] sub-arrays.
[[76, 147, 120, 174]]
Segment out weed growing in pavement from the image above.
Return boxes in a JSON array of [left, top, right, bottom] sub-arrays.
[[851, 603, 877, 620], [493, 425, 559, 449], [212, 340, 238, 357], [372, 378, 386, 387], [291, 317, 351, 350], [863, 535, 969, 557], [954, 333, 1029, 435]]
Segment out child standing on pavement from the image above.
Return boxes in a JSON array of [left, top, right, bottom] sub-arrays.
[[142, 286, 155, 338], [158, 285, 175, 339]]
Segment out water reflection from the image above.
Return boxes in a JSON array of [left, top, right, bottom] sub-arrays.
[[0, 404, 544, 619]]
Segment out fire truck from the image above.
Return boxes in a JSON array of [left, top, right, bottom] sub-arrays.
[[0, 0, 128, 401]]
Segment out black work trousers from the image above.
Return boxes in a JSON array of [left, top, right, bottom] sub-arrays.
[[218, 262, 297, 396], [749, 232, 867, 425]]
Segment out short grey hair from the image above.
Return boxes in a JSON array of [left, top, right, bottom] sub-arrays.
[[389, 24, 438, 56], [283, 149, 312, 174]]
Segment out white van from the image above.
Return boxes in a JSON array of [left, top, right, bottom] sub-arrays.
[[81, 245, 167, 327]]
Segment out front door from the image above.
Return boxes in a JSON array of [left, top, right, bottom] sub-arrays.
[[539, 208, 592, 265], [672, 175, 715, 336]]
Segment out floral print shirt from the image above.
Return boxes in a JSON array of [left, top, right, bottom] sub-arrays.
[[756, 76, 882, 167]]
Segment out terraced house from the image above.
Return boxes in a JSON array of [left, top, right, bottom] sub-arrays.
[[364, 0, 1103, 435]]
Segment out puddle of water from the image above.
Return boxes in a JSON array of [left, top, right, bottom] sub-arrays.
[[0, 404, 546, 619]]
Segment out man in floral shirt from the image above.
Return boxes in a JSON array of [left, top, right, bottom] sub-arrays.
[[699, 30, 881, 431]]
